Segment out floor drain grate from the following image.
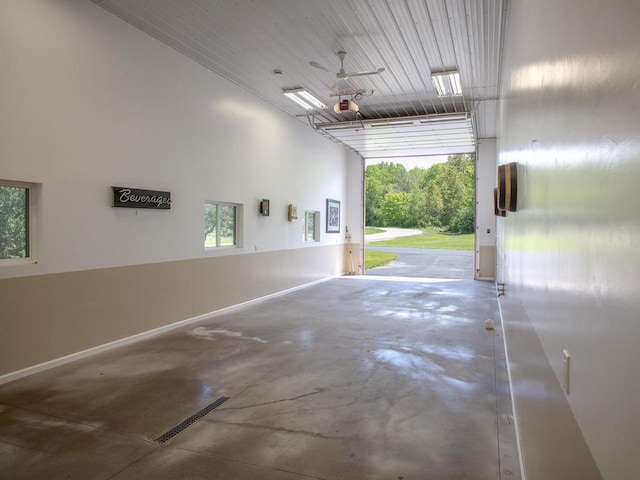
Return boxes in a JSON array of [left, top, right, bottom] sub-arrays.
[[153, 396, 230, 444]]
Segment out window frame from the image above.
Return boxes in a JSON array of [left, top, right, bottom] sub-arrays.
[[204, 200, 242, 249], [0, 179, 38, 266], [303, 210, 320, 242]]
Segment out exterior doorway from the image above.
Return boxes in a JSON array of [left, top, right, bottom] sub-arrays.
[[363, 154, 476, 279]]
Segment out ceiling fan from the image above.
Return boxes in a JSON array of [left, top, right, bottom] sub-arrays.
[[310, 51, 385, 84]]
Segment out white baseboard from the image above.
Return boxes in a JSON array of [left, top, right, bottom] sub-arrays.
[[0, 276, 334, 385], [497, 296, 527, 480]]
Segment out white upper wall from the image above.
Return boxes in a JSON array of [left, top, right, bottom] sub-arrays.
[[498, 1, 640, 478], [0, 0, 361, 279], [476, 138, 497, 248]]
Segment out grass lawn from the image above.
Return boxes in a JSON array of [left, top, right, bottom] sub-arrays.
[[367, 228, 474, 250], [365, 249, 398, 269], [205, 234, 234, 247], [365, 226, 385, 235]]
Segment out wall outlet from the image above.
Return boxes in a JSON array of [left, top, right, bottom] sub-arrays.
[[563, 349, 571, 394]]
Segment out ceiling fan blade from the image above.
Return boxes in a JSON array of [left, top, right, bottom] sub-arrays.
[[347, 67, 385, 77], [309, 61, 331, 73]]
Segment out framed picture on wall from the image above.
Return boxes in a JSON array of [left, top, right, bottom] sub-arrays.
[[326, 198, 340, 233]]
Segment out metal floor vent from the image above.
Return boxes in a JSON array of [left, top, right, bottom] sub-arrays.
[[153, 396, 230, 444]]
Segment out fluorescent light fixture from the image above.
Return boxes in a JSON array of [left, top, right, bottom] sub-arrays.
[[283, 92, 312, 109], [430, 71, 463, 97], [450, 73, 462, 95], [297, 90, 326, 109], [283, 88, 326, 110], [432, 75, 448, 96]]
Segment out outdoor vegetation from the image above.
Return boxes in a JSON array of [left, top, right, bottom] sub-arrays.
[[364, 249, 398, 270], [365, 228, 473, 269], [364, 227, 385, 235], [205, 202, 236, 247], [0, 185, 28, 259], [369, 227, 473, 250], [366, 154, 475, 234]]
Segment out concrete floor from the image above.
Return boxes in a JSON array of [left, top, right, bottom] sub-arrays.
[[0, 277, 520, 479]]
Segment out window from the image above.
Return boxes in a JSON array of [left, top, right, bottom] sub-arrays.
[[1, 180, 37, 264], [204, 201, 241, 248], [303, 211, 320, 242]]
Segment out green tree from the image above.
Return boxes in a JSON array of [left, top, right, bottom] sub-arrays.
[[450, 205, 475, 233], [380, 191, 410, 227], [388, 162, 411, 192], [205, 203, 237, 245], [204, 203, 217, 239], [406, 167, 425, 192], [423, 182, 445, 226], [0, 186, 28, 259], [365, 154, 475, 231], [365, 162, 408, 226], [365, 174, 386, 226], [445, 154, 475, 233], [219, 204, 236, 245], [408, 187, 426, 227], [419, 162, 445, 188], [408, 182, 440, 227], [440, 170, 465, 226]]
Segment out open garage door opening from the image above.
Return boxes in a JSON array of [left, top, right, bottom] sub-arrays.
[[364, 154, 476, 280]]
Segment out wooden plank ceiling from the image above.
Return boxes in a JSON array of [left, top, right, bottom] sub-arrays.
[[91, 0, 504, 159]]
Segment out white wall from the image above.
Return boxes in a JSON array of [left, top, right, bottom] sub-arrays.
[[0, 0, 362, 377], [475, 138, 497, 279], [0, 0, 357, 281], [497, 1, 640, 479], [345, 152, 364, 272]]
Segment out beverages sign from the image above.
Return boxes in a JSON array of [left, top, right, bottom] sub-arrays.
[[112, 186, 171, 209]]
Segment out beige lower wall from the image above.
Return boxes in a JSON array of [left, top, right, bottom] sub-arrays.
[[0, 244, 353, 377], [499, 294, 602, 480], [478, 245, 496, 279]]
